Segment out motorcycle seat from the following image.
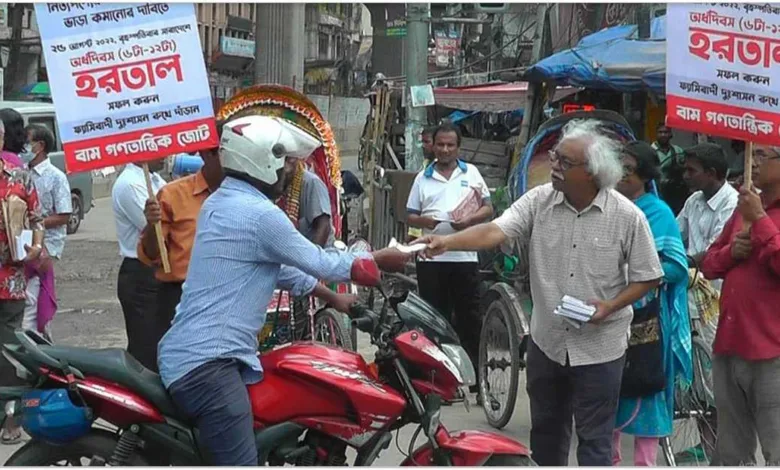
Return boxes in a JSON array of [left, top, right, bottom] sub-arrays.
[[38, 345, 178, 418]]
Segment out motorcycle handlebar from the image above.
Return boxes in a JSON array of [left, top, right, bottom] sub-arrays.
[[349, 303, 378, 334]]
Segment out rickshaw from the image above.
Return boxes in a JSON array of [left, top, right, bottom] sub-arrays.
[[217, 85, 356, 352], [478, 110, 717, 466]]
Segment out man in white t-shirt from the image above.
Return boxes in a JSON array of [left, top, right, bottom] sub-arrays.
[[406, 123, 493, 370]]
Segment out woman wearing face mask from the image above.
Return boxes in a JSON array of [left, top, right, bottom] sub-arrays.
[[0, 111, 44, 445], [611, 141, 693, 466], [0, 108, 27, 168]]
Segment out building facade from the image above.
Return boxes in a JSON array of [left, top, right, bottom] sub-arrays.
[[303, 3, 367, 96], [195, 3, 255, 109], [195, 3, 367, 104]]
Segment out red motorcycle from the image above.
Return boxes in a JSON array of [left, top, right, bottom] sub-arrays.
[[0, 285, 533, 466]]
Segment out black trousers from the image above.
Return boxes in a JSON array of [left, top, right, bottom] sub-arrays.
[[0, 300, 26, 387], [526, 338, 625, 466], [415, 261, 481, 366], [154, 281, 183, 366], [117, 258, 161, 372]]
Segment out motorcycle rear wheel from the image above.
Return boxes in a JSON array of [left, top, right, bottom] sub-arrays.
[[5, 431, 149, 466], [483, 454, 536, 466]]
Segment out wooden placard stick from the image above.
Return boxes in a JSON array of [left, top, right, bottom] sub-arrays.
[[742, 141, 754, 232], [142, 163, 171, 273]]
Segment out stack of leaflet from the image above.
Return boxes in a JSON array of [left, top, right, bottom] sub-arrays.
[[554, 295, 596, 329]]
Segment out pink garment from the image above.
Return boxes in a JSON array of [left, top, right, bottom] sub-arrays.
[[612, 432, 659, 466], [0, 151, 23, 168], [24, 262, 57, 333]]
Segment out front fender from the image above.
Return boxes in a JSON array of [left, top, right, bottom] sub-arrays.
[[400, 428, 530, 466]]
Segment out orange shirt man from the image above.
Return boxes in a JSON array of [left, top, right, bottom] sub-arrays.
[[137, 132, 224, 365]]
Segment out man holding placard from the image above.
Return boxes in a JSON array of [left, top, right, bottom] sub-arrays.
[[112, 160, 166, 372], [701, 144, 780, 465]]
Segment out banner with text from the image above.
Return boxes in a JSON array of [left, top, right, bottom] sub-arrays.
[[35, 3, 218, 173], [666, 3, 780, 145]]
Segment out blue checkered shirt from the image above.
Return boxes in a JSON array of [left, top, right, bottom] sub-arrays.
[[158, 177, 360, 388]]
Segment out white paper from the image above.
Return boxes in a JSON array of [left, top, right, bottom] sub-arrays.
[[388, 237, 427, 254], [15, 230, 32, 261]]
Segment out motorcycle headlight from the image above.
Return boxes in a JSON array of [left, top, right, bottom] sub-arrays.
[[440, 344, 476, 386]]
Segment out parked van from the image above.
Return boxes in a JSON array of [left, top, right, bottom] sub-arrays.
[[2, 101, 93, 234]]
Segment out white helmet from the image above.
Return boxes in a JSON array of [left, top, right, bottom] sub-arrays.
[[220, 115, 322, 185]]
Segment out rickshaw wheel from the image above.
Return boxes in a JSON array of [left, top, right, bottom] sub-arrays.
[[479, 284, 524, 429], [313, 308, 354, 351]]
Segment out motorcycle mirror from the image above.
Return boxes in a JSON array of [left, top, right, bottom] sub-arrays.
[[350, 258, 381, 287]]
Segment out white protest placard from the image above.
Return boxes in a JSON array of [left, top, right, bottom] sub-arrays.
[[35, 3, 218, 173], [666, 3, 780, 145]]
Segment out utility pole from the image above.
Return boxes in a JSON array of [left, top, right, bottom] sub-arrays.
[[404, 2, 429, 172], [512, 3, 548, 169], [4, 3, 23, 97], [254, 4, 305, 90]]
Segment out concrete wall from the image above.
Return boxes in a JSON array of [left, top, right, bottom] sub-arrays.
[[308, 94, 370, 155]]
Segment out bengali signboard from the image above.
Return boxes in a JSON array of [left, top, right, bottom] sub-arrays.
[[35, 3, 218, 173], [666, 3, 780, 145]]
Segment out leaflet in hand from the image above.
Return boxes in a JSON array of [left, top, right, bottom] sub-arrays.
[[15, 230, 32, 261], [388, 237, 427, 254], [449, 187, 482, 222], [554, 295, 596, 326]]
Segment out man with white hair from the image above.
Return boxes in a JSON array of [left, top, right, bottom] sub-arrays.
[[416, 119, 663, 466]]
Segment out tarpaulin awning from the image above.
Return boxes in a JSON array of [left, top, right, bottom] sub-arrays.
[[524, 16, 667, 94], [433, 82, 579, 113], [20, 82, 50, 96]]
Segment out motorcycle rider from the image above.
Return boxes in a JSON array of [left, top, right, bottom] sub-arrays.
[[157, 115, 409, 466]]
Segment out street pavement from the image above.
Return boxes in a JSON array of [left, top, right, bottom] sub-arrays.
[[0, 156, 646, 466]]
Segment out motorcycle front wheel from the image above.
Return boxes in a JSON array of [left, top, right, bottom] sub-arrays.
[[5, 430, 149, 466]]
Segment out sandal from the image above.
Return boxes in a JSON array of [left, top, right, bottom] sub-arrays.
[[1, 427, 22, 445]]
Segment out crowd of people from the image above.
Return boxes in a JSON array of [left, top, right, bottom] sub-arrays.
[[415, 119, 779, 466], [0, 99, 777, 466]]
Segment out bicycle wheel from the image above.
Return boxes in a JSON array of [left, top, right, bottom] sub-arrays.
[[313, 308, 354, 350], [662, 337, 717, 466], [479, 283, 527, 430]]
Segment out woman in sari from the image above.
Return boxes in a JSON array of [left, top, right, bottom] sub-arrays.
[[612, 141, 693, 465]]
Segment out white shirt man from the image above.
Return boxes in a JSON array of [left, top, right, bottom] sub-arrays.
[[112, 163, 165, 259], [405, 125, 493, 372], [23, 127, 73, 336], [111, 162, 166, 371], [407, 160, 491, 262], [677, 178, 738, 347], [677, 182, 738, 267]]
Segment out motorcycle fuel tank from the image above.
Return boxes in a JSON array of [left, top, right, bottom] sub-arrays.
[[248, 342, 406, 431]]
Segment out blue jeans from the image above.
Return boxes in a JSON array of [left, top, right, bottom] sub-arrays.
[[168, 359, 256, 465]]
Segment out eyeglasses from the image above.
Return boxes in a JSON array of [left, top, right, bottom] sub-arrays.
[[548, 150, 586, 171], [754, 149, 780, 164], [622, 164, 637, 176]]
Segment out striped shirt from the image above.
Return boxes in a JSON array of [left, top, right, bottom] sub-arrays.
[[493, 184, 663, 367], [158, 177, 362, 388]]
